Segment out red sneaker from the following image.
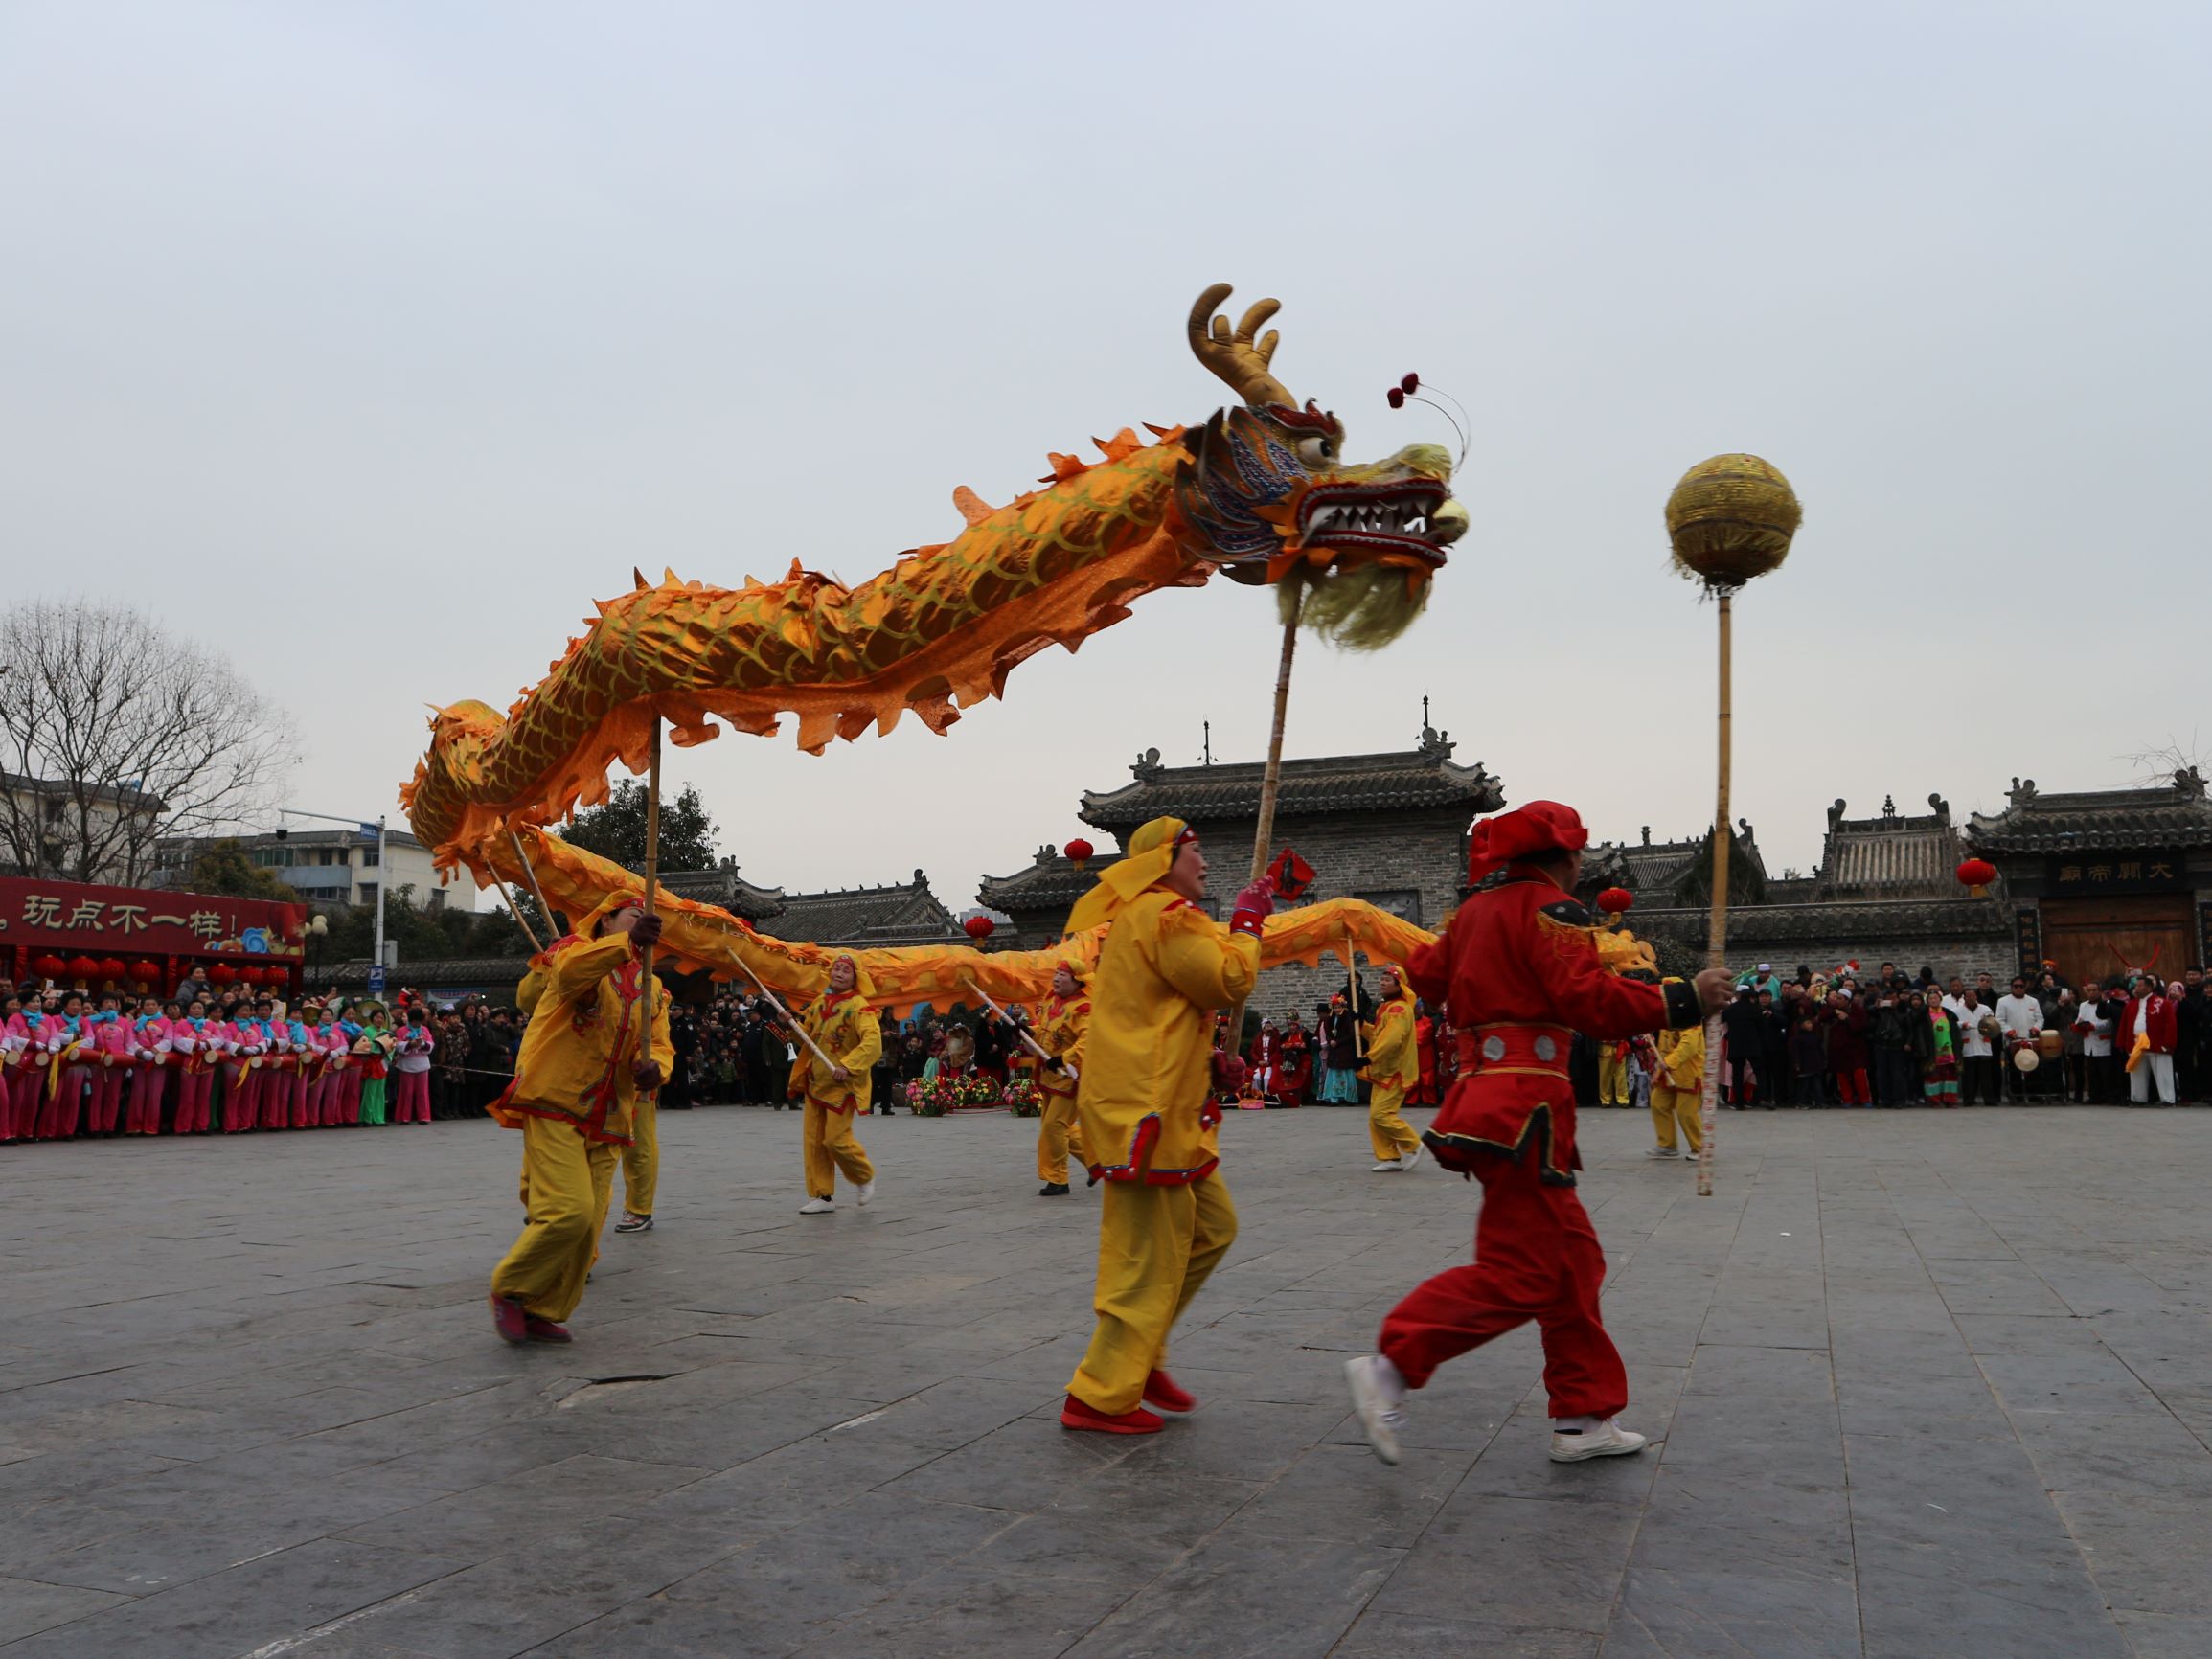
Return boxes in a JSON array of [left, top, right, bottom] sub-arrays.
[[524, 1314, 572, 1344], [490, 1295, 530, 1345], [1060, 1395, 1164, 1435], [1143, 1370, 1197, 1413]]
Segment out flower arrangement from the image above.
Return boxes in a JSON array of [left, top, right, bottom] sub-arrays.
[[956, 1071, 1005, 1110], [905, 1077, 957, 1117], [1002, 1079, 1044, 1118]]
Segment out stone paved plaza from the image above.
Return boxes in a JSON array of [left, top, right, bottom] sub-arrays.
[[3, 1103, 2210, 1658]]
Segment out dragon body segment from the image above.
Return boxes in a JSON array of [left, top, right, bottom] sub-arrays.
[[401, 286, 1469, 1005]]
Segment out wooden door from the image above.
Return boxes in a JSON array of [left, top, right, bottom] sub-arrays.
[[2038, 895, 2194, 988]]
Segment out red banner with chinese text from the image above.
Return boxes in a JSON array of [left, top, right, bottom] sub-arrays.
[[1, 876, 307, 965]]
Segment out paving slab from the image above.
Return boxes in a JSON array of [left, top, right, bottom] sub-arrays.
[[2, 1102, 2205, 1654]]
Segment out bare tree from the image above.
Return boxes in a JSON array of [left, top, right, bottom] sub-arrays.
[[2118, 729, 2209, 788], [0, 600, 298, 885]]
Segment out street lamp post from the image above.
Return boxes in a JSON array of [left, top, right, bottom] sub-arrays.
[[275, 807, 389, 993]]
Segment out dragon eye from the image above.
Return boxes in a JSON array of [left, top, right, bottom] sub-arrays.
[[1293, 434, 1334, 465]]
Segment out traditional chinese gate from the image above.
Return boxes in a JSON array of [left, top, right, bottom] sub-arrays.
[[2038, 894, 2194, 989], [0, 875, 307, 997]]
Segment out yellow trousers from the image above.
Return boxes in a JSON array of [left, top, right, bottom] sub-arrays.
[[1368, 1084, 1423, 1161], [1652, 1083, 1703, 1152], [1598, 1050, 1629, 1106], [490, 1116, 619, 1323], [1037, 1089, 1085, 1183], [619, 1096, 658, 1217], [803, 1098, 875, 1198], [1070, 1174, 1236, 1415]]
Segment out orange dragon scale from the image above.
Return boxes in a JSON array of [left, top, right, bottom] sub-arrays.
[[402, 285, 1471, 1006]]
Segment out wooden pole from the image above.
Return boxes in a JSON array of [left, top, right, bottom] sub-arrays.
[[732, 956, 838, 1073], [1220, 588, 1304, 1051], [1697, 591, 1733, 1198], [637, 719, 663, 1087], [963, 977, 1072, 1079], [509, 830, 559, 938], [490, 874, 543, 954]]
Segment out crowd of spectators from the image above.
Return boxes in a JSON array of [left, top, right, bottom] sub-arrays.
[[0, 974, 523, 1142], [1705, 961, 2210, 1108], [11, 950, 2205, 1146]]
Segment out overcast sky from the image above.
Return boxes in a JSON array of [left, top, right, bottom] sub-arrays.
[[5, 3, 2205, 913]]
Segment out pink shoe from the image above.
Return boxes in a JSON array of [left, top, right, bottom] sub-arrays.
[[1143, 1370, 1197, 1413], [491, 1295, 530, 1345], [1060, 1395, 1163, 1435]]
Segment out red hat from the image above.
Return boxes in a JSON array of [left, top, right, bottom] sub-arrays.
[[1465, 801, 1589, 885]]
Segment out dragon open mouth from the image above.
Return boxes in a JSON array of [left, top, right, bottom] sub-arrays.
[[1298, 480, 1458, 564]]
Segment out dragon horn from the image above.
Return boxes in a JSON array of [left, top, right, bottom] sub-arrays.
[[1188, 283, 1294, 408]]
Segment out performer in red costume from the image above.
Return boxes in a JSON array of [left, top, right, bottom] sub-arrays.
[[1344, 802, 1730, 1466]]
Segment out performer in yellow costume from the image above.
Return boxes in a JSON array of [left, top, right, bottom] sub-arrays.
[[1061, 815, 1274, 1435], [1648, 986, 1705, 1160], [788, 954, 881, 1215], [1035, 965, 1090, 1196], [615, 1086, 659, 1233], [1362, 965, 1425, 1172], [488, 895, 670, 1343]]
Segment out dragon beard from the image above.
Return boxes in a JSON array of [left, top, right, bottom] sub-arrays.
[[1281, 560, 1431, 650]]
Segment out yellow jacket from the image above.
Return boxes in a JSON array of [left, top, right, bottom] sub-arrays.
[[1656, 1021, 1705, 1090], [1078, 888, 1259, 1185], [1362, 994, 1418, 1095], [788, 989, 882, 1114], [494, 903, 672, 1146], [514, 965, 549, 1020], [1036, 991, 1090, 1098]]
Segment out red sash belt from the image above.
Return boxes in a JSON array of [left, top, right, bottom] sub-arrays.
[[1453, 1022, 1574, 1079]]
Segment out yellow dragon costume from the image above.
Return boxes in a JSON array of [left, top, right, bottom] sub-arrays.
[[399, 286, 1464, 1010]]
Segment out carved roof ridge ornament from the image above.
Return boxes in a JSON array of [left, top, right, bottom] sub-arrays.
[[2007, 776, 2039, 807], [2178, 765, 2207, 801]]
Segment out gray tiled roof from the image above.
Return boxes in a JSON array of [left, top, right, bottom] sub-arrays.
[[1080, 739, 1502, 830], [761, 873, 962, 947], [1818, 806, 1965, 898], [978, 847, 1123, 911], [1968, 774, 2212, 855]]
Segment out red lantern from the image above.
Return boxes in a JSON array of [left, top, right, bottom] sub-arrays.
[[963, 915, 994, 942], [1596, 886, 1634, 917], [65, 954, 99, 982], [98, 957, 127, 982], [1955, 857, 1996, 898], [31, 953, 65, 979], [208, 962, 238, 985], [128, 959, 163, 987], [1063, 837, 1094, 866]]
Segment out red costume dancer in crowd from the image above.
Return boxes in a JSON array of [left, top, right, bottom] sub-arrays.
[[170, 1002, 218, 1133], [85, 993, 133, 1134], [1345, 802, 1729, 1466]]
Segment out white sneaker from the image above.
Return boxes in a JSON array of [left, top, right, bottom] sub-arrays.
[[1343, 1354, 1407, 1466], [1400, 1143, 1425, 1173], [799, 1197, 835, 1216], [1549, 1418, 1649, 1462], [1644, 1146, 1678, 1159], [855, 1180, 876, 1208], [1371, 1160, 1403, 1172]]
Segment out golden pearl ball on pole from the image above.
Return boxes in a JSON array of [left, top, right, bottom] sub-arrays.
[[1666, 453, 1802, 591]]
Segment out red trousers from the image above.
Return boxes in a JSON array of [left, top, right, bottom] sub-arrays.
[[1833, 1066, 1869, 1106], [175, 1069, 214, 1134], [40, 1067, 89, 1139], [90, 1066, 125, 1133], [394, 1070, 431, 1123], [127, 1064, 167, 1133], [1, 1065, 34, 1140], [1378, 1153, 1628, 1420]]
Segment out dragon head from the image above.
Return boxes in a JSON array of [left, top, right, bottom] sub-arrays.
[[1174, 284, 1467, 638]]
